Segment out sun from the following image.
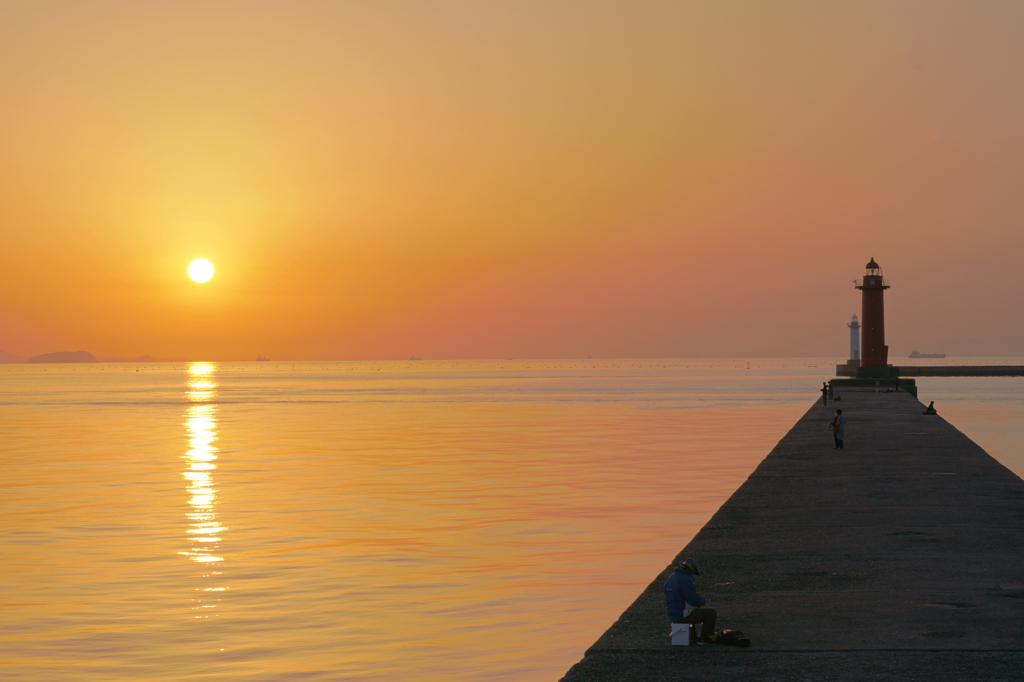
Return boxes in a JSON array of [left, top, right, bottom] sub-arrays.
[[189, 259, 214, 283]]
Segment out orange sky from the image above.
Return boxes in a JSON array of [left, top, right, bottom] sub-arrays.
[[2, 1, 1023, 360]]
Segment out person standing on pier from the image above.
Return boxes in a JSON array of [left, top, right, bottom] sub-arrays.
[[664, 558, 717, 644], [829, 409, 846, 449], [821, 382, 829, 406]]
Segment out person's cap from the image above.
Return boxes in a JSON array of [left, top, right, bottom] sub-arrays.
[[682, 558, 701, 575]]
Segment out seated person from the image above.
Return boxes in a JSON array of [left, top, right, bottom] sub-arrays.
[[923, 401, 937, 415], [664, 557, 717, 644]]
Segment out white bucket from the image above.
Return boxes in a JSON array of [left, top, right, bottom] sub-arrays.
[[670, 622, 690, 646]]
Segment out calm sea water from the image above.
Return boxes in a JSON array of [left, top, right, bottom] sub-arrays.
[[2, 359, 1021, 681]]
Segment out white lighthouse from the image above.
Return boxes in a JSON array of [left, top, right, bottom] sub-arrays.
[[848, 314, 860, 364], [836, 314, 862, 376]]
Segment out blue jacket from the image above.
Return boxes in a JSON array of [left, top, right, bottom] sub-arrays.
[[664, 567, 706, 621]]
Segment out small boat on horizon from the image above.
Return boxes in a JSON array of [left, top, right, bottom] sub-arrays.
[[909, 350, 945, 359], [256, 355, 270, 361]]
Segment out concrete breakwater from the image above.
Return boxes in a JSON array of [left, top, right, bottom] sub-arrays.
[[560, 389, 1024, 681], [897, 366, 1024, 377], [837, 365, 1024, 378]]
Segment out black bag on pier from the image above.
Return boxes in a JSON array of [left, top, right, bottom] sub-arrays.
[[718, 629, 751, 647]]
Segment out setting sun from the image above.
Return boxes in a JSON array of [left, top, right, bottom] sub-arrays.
[[188, 259, 214, 283]]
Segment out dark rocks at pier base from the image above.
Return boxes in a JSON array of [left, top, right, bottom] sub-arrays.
[[560, 390, 1024, 681]]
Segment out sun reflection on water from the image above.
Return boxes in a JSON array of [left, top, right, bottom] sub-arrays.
[[179, 362, 228, 618]]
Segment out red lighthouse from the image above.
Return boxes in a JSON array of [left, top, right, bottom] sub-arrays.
[[855, 258, 890, 368]]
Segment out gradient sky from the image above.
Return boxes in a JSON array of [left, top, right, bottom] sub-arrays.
[[2, 1, 1023, 360]]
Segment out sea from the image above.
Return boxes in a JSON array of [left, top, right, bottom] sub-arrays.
[[2, 358, 1022, 681]]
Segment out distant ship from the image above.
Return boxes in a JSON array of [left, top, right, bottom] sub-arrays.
[[409, 356, 423, 361], [909, 350, 945, 359], [256, 355, 270, 361]]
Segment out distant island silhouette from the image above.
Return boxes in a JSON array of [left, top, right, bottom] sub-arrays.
[[97, 355, 188, 363], [7, 351, 187, 364], [0, 349, 26, 364], [27, 351, 97, 363]]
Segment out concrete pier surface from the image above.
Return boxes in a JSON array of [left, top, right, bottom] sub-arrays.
[[560, 389, 1024, 681]]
